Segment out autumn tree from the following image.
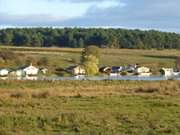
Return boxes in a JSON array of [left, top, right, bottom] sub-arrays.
[[81, 46, 100, 76]]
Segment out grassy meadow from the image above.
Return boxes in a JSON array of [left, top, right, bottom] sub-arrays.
[[0, 46, 180, 75], [0, 80, 180, 135], [0, 46, 180, 134]]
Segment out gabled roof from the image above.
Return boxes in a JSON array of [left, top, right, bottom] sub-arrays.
[[0, 68, 9, 71], [16, 65, 29, 70], [111, 66, 123, 72], [112, 66, 122, 70]]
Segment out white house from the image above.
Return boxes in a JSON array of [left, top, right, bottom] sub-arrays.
[[135, 67, 150, 74], [67, 65, 85, 75], [160, 68, 180, 76], [73, 66, 85, 75], [0, 69, 9, 76], [135, 66, 151, 76], [23, 64, 39, 76], [16, 70, 25, 77]]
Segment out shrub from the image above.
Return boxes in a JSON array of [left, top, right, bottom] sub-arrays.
[[37, 57, 49, 66], [135, 87, 159, 93], [10, 92, 27, 98], [31, 91, 50, 98], [120, 71, 128, 76], [0, 49, 19, 64], [25, 56, 37, 65]]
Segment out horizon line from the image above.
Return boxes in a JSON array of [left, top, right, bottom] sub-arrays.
[[0, 25, 179, 34]]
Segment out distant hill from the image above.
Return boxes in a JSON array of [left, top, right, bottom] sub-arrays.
[[0, 28, 180, 49]]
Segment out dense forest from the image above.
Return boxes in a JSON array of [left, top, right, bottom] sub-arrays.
[[0, 28, 180, 49]]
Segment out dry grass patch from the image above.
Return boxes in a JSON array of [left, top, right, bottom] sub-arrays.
[[0, 80, 180, 98]]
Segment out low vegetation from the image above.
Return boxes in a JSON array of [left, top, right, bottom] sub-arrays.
[[0, 80, 180, 135]]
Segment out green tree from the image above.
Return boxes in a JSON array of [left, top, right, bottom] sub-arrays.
[[13, 32, 30, 46], [31, 35, 42, 47], [78, 38, 84, 48], [0, 28, 180, 49], [136, 40, 145, 49], [108, 36, 119, 48], [1, 31, 13, 45], [72, 39, 77, 48]]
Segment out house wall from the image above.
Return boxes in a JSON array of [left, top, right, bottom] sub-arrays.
[[135, 67, 150, 73], [23, 66, 39, 75], [161, 68, 174, 76], [73, 67, 85, 75], [0, 69, 9, 76]]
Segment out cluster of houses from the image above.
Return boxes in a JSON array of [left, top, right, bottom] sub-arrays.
[[66, 64, 180, 77], [66, 64, 152, 76], [0, 63, 179, 80], [0, 64, 48, 78], [100, 64, 152, 76]]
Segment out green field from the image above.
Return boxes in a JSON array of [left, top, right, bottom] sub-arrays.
[[0, 80, 180, 135], [0, 46, 180, 75]]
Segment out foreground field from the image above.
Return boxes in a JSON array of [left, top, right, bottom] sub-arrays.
[[0, 80, 180, 135]]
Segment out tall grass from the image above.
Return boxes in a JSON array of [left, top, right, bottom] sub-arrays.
[[0, 80, 180, 98], [0, 80, 179, 134]]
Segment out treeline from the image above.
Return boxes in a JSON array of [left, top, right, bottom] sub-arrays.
[[0, 28, 180, 49]]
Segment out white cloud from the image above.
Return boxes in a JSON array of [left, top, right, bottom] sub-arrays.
[[96, 1, 125, 9], [0, 0, 180, 32]]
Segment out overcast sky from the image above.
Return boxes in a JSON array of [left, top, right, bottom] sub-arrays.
[[0, 0, 180, 33]]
